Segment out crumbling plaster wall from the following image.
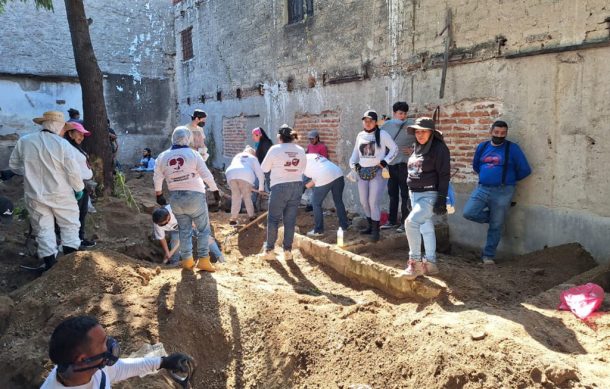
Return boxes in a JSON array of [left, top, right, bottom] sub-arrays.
[[0, 0, 176, 163], [174, 0, 610, 262]]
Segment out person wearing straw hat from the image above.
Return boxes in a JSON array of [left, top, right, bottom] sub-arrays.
[[9, 111, 85, 272]]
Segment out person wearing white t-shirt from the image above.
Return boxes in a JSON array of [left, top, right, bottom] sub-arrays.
[[349, 110, 398, 242], [225, 145, 265, 225], [259, 125, 306, 261], [41, 315, 192, 389], [154, 127, 220, 272], [303, 153, 349, 236]]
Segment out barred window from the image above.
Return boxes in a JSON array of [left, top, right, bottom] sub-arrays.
[[181, 27, 193, 61], [288, 0, 313, 24]]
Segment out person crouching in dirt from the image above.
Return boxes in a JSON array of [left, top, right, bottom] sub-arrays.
[[303, 153, 350, 236], [258, 125, 306, 261], [153, 205, 225, 265], [402, 117, 450, 279], [349, 110, 398, 242], [41, 315, 192, 388], [225, 145, 265, 226], [9, 111, 84, 272], [153, 127, 221, 272]]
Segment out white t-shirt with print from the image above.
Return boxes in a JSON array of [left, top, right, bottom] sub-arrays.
[[303, 153, 343, 187], [260, 143, 306, 187], [349, 129, 398, 168], [153, 147, 218, 194], [225, 152, 265, 188], [152, 204, 178, 240]]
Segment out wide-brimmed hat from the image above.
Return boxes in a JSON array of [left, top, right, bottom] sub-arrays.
[[65, 121, 91, 136], [407, 117, 435, 133], [33, 111, 65, 125]]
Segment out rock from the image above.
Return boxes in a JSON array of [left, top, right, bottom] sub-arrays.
[[470, 331, 487, 341], [544, 366, 579, 385], [0, 295, 14, 334], [530, 367, 543, 383], [530, 268, 545, 276]]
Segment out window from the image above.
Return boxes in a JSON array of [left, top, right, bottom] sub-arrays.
[[288, 0, 313, 24], [181, 27, 193, 61]]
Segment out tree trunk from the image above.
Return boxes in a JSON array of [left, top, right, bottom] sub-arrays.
[[64, 0, 114, 195]]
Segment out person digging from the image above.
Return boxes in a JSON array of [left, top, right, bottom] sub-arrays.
[[153, 127, 221, 272]]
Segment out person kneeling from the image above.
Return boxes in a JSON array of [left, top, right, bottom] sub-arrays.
[[41, 315, 192, 388]]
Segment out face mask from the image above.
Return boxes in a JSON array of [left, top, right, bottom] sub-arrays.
[[491, 136, 506, 145], [197, 122, 205, 128], [44, 121, 65, 134]]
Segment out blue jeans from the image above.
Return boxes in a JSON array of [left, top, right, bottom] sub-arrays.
[[463, 184, 515, 258], [209, 239, 225, 263], [167, 230, 181, 263], [405, 191, 437, 262], [169, 190, 210, 259], [312, 177, 349, 233], [265, 181, 302, 251]]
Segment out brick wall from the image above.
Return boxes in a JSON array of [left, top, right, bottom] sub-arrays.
[[222, 115, 248, 158], [413, 100, 502, 183], [293, 110, 340, 161]]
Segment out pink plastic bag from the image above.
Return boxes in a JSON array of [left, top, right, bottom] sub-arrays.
[[558, 283, 605, 319]]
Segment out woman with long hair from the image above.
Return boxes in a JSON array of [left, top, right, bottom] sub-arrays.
[[349, 110, 398, 242], [64, 122, 96, 248]]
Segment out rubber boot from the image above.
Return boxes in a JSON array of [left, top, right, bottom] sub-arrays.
[[63, 246, 79, 255], [370, 220, 380, 242], [181, 257, 195, 270], [43, 254, 57, 271], [359, 217, 372, 235], [196, 256, 216, 272]]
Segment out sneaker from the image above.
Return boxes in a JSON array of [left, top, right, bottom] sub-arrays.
[[380, 222, 399, 230], [482, 257, 496, 265], [80, 239, 96, 248], [306, 229, 323, 237], [284, 250, 293, 261], [258, 250, 276, 261], [401, 260, 424, 280], [396, 225, 405, 233], [229, 220, 238, 226], [423, 261, 439, 275]]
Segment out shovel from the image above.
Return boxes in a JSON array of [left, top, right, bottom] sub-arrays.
[[222, 210, 268, 250]]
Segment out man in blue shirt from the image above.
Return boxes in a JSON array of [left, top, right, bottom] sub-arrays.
[[463, 120, 531, 264]]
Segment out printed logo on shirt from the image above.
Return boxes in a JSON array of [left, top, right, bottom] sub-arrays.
[[359, 141, 376, 158], [282, 151, 301, 171], [482, 153, 502, 168], [168, 156, 185, 171], [408, 154, 424, 177]]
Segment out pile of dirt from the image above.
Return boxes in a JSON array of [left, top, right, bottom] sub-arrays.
[[1, 171, 609, 388]]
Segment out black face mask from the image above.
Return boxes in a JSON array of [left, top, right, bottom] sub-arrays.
[[491, 136, 506, 145], [197, 122, 205, 128]]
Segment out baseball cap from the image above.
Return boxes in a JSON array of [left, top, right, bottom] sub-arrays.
[[307, 130, 319, 139], [192, 109, 207, 119], [361, 110, 378, 121], [65, 122, 91, 136]]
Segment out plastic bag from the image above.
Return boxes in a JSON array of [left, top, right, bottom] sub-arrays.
[[446, 182, 456, 214], [558, 283, 605, 319]]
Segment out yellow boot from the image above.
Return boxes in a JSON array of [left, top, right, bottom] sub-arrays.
[[181, 257, 195, 270], [196, 256, 216, 272]]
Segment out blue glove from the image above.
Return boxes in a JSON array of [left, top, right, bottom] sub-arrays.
[[74, 190, 84, 201]]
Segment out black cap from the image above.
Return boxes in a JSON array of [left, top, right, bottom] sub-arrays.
[[67, 108, 80, 115], [152, 207, 170, 224], [361, 110, 378, 121], [192, 109, 207, 119]]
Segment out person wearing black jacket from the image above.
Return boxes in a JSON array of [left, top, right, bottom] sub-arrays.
[[251, 127, 273, 206], [402, 117, 450, 279]]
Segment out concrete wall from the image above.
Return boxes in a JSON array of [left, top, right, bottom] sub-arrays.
[[0, 0, 176, 164], [173, 0, 610, 262]]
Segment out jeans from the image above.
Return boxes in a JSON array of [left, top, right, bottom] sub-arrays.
[[251, 172, 271, 209], [387, 163, 410, 224], [169, 190, 210, 259], [229, 179, 255, 218], [463, 184, 515, 258], [265, 181, 302, 251], [405, 191, 437, 262], [77, 189, 89, 240], [312, 177, 349, 233], [167, 230, 181, 263], [208, 239, 225, 263], [357, 172, 386, 221]]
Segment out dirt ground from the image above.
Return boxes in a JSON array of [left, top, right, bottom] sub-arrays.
[[0, 171, 609, 388]]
